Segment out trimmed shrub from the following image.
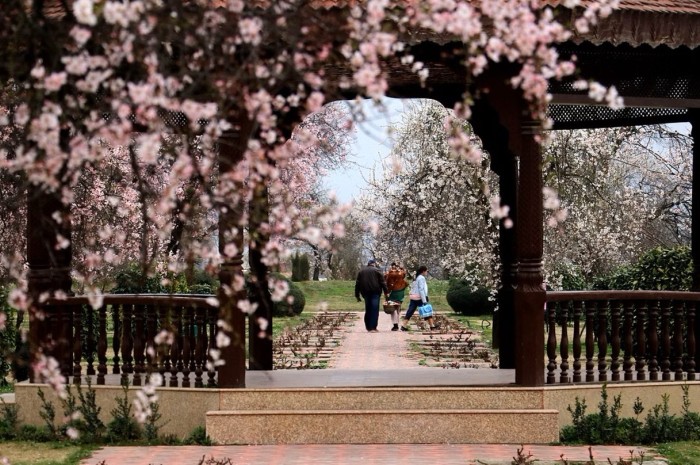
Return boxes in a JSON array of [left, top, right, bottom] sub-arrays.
[[245, 274, 306, 317], [1, 290, 15, 386], [445, 279, 496, 316], [0, 286, 25, 384], [556, 265, 588, 290], [594, 246, 692, 291], [112, 263, 166, 294], [112, 262, 219, 295], [560, 384, 700, 445], [271, 275, 305, 316]]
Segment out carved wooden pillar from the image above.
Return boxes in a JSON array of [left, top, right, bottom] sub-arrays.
[[691, 110, 700, 372], [514, 118, 545, 386], [217, 124, 252, 388], [26, 184, 73, 382], [497, 152, 517, 367], [467, 95, 518, 369], [248, 181, 273, 370], [692, 110, 700, 291]]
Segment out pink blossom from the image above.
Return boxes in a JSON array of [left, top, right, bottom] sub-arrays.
[[44, 72, 67, 93], [227, 0, 244, 13], [239, 17, 263, 46], [73, 0, 97, 26], [306, 92, 325, 112], [70, 26, 92, 46]]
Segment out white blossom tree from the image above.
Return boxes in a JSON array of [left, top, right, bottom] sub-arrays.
[[542, 125, 692, 288], [358, 99, 501, 284]]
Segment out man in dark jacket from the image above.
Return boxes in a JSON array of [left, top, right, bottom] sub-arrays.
[[355, 259, 389, 332]]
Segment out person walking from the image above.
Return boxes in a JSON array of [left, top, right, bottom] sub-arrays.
[[355, 259, 389, 332], [384, 263, 408, 331], [400, 265, 438, 331]]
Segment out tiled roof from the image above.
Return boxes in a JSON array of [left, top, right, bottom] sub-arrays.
[[552, 1, 700, 48], [543, 0, 700, 14], [34, 0, 700, 48]]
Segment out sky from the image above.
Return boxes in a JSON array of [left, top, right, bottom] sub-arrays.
[[324, 98, 407, 203]]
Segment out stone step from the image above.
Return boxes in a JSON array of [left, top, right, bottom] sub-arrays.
[[217, 386, 545, 411], [206, 408, 560, 444]]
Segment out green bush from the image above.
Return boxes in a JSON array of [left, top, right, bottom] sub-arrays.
[[187, 283, 215, 295], [561, 384, 700, 445], [244, 274, 306, 317], [0, 399, 20, 439], [0, 286, 27, 383], [556, 265, 588, 290], [106, 384, 141, 442], [112, 262, 220, 295], [594, 246, 692, 291], [184, 425, 212, 445], [271, 275, 305, 316], [445, 279, 496, 316], [1, 286, 17, 386], [112, 263, 166, 294]]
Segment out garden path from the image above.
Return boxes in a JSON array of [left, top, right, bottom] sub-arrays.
[[329, 311, 421, 369]]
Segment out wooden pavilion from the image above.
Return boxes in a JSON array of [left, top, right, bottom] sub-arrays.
[[20, 0, 700, 390]]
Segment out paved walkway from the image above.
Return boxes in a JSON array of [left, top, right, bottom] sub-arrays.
[[79, 312, 664, 465], [329, 310, 430, 369], [83, 444, 664, 465]]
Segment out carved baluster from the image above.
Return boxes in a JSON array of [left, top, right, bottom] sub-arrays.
[[133, 304, 145, 386], [73, 304, 82, 385], [572, 301, 583, 383], [673, 301, 685, 381], [112, 304, 121, 375], [121, 303, 134, 386], [559, 302, 570, 384], [170, 305, 182, 387], [648, 300, 659, 381], [86, 304, 95, 376], [546, 301, 557, 384], [585, 301, 596, 382], [635, 301, 647, 380], [623, 301, 635, 381], [659, 300, 672, 381], [194, 306, 206, 388], [62, 303, 73, 379], [181, 306, 192, 388], [597, 301, 608, 382], [97, 304, 107, 385], [188, 306, 197, 377], [207, 306, 218, 387], [145, 303, 158, 383], [610, 301, 621, 381], [158, 305, 169, 386], [686, 302, 696, 381]]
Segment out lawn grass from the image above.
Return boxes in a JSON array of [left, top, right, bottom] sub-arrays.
[[296, 280, 357, 311], [656, 441, 700, 465], [0, 442, 95, 465], [296, 278, 451, 313]]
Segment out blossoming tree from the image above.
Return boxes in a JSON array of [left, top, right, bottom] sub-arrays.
[[0, 0, 626, 398]]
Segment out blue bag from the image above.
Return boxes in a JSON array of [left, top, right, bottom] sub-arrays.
[[418, 302, 433, 318]]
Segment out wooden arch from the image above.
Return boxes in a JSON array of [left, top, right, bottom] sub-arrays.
[[24, 1, 700, 388]]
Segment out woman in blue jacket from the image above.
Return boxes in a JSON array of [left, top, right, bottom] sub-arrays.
[[400, 265, 438, 331]]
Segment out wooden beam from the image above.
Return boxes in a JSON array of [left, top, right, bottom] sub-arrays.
[[551, 94, 700, 109]]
